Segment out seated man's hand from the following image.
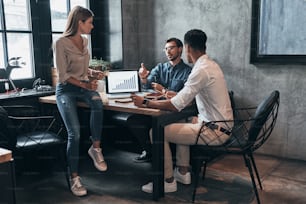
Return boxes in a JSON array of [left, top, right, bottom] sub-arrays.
[[131, 93, 145, 107], [165, 90, 176, 99], [191, 116, 198, 124], [151, 82, 164, 93], [139, 63, 150, 79]]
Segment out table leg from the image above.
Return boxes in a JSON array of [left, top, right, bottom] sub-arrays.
[[152, 116, 164, 201], [0, 159, 16, 204]]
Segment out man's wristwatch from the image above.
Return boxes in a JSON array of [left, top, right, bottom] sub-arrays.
[[142, 99, 150, 107]]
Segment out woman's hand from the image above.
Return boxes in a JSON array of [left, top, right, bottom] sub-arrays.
[[94, 70, 104, 80], [89, 69, 104, 80], [86, 79, 98, 91]]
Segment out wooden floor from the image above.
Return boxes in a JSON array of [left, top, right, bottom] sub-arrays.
[[12, 145, 306, 204]]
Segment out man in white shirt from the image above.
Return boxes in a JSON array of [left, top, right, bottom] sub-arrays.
[[131, 29, 233, 193]]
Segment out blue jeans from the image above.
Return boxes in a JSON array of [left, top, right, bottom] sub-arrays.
[[56, 83, 103, 173]]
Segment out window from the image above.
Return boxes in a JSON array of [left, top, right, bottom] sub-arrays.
[[0, 0, 34, 80], [0, 0, 122, 93], [0, 0, 91, 92]]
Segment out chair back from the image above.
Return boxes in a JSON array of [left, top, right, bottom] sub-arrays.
[[1, 105, 65, 151], [0, 106, 16, 150], [248, 90, 279, 151], [228, 90, 236, 117]]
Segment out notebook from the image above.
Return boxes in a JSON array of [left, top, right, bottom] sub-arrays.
[[105, 70, 142, 99]]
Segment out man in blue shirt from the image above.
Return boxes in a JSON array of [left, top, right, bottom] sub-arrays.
[[139, 39, 191, 94], [129, 37, 191, 162]]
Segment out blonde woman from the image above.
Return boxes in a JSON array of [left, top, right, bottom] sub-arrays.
[[54, 6, 107, 196]]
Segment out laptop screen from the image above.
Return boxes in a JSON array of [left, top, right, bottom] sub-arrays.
[[105, 70, 141, 94]]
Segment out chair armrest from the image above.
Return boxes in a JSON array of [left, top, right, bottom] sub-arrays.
[[2, 105, 34, 109], [8, 115, 54, 120], [195, 119, 251, 149], [2, 105, 39, 117], [7, 114, 64, 137], [234, 106, 257, 110], [195, 105, 259, 147]]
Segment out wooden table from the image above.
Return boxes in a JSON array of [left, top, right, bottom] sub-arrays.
[[0, 148, 16, 204], [39, 94, 197, 201], [0, 148, 12, 163]]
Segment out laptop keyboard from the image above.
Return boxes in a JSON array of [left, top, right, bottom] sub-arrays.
[[107, 92, 146, 99], [107, 93, 132, 99]]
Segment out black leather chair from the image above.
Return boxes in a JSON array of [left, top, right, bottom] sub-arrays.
[[191, 90, 280, 204], [0, 105, 67, 177]]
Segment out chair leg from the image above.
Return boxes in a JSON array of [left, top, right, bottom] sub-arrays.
[[249, 153, 263, 190], [192, 158, 204, 203], [202, 161, 207, 180], [243, 154, 261, 204]]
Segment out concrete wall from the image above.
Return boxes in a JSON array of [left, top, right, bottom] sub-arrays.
[[121, 0, 306, 161]]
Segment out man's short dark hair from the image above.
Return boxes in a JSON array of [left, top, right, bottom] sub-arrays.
[[184, 29, 207, 52], [166, 37, 183, 48]]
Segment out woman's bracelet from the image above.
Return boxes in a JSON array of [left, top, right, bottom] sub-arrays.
[[79, 81, 84, 87], [79, 80, 88, 88]]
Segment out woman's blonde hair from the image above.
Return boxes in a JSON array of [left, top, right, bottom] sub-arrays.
[[63, 6, 94, 37]]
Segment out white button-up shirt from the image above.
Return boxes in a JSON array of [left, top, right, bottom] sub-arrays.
[[171, 54, 233, 126]]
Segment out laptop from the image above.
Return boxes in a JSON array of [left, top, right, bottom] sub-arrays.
[[105, 70, 142, 99]]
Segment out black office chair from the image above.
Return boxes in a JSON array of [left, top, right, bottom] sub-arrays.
[[0, 105, 67, 178], [191, 90, 280, 204]]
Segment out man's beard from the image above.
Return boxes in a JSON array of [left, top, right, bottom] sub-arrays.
[[168, 54, 179, 62]]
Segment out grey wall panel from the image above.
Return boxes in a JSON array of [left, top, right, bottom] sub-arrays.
[[121, 0, 306, 161]]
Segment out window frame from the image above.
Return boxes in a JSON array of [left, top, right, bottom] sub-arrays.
[[0, 0, 35, 86], [0, 0, 49, 90], [0, 0, 120, 92]]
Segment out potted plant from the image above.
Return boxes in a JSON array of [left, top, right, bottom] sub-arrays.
[[89, 57, 111, 71]]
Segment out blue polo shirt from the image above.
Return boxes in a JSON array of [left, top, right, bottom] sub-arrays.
[[144, 59, 191, 92]]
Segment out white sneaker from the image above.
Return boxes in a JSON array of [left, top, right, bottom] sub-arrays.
[[70, 176, 87, 196], [141, 180, 177, 193], [88, 145, 107, 171], [174, 167, 191, 185]]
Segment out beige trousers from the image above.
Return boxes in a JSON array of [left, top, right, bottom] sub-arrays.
[[151, 122, 229, 179]]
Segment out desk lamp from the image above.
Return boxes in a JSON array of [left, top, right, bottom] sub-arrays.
[[1, 57, 26, 94]]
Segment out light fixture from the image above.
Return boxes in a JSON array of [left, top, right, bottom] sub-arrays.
[[5, 57, 26, 94]]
